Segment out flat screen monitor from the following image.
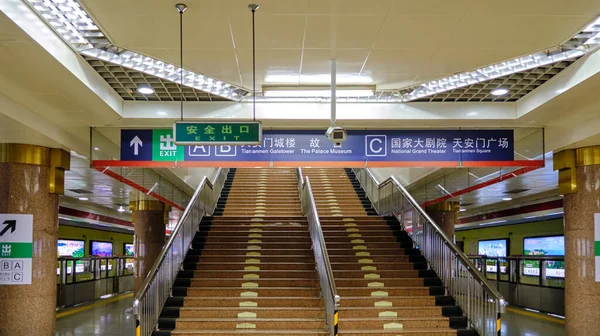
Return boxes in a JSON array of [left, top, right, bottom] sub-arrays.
[[124, 243, 134, 256], [478, 239, 508, 257], [90, 241, 113, 257], [523, 236, 565, 278], [57, 239, 85, 258]]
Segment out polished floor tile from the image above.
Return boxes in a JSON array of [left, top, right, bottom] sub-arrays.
[[56, 297, 134, 336], [502, 309, 565, 336], [55, 297, 564, 336]]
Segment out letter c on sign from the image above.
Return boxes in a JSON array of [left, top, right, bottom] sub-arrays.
[[369, 138, 383, 154]]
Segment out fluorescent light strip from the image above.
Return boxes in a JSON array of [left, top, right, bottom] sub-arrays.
[[263, 89, 375, 98], [24, 0, 246, 100], [403, 49, 586, 102]]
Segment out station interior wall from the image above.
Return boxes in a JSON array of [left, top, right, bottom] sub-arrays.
[[58, 225, 133, 257], [456, 219, 564, 256]]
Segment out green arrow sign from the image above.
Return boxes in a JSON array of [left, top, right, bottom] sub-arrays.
[[173, 121, 262, 145]]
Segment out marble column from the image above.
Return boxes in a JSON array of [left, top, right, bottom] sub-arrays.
[[554, 146, 600, 335], [0, 144, 69, 335], [425, 201, 458, 240], [132, 198, 166, 293]]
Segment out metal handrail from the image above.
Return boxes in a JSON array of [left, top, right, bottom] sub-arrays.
[[297, 168, 340, 335], [353, 168, 506, 336], [133, 168, 228, 336]]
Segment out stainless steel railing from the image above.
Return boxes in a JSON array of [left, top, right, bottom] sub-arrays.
[[352, 168, 506, 336], [297, 168, 340, 335], [133, 168, 229, 336]]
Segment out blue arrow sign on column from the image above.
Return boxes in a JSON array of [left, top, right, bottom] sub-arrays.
[[121, 130, 152, 161]]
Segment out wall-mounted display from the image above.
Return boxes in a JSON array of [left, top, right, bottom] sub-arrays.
[[123, 243, 134, 256], [523, 235, 565, 278], [57, 239, 85, 258], [90, 241, 113, 257]]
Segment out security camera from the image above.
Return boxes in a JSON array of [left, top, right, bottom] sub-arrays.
[[325, 126, 347, 146]]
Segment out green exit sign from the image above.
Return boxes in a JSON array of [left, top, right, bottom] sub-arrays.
[[173, 121, 262, 145]]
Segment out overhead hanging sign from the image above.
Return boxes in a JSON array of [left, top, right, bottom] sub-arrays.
[[0, 214, 33, 285], [120, 129, 515, 166], [173, 121, 262, 145]]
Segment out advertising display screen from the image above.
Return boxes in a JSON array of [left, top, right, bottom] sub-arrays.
[[478, 239, 508, 257], [523, 236, 565, 278], [478, 239, 508, 273], [90, 241, 113, 257], [124, 243, 134, 256], [57, 239, 85, 257]]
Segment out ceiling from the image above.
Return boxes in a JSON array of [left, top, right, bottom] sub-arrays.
[[79, 0, 600, 90]]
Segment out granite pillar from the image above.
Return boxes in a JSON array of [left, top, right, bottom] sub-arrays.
[[132, 199, 166, 293], [555, 146, 600, 335], [0, 144, 69, 336], [426, 201, 458, 240]]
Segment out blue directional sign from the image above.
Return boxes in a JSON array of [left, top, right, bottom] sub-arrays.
[[120, 129, 514, 165]]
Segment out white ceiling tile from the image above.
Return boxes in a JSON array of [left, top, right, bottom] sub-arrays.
[[304, 15, 385, 49], [374, 15, 464, 50], [230, 14, 306, 49], [442, 14, 593, 51], [301, 49, 369, 76], [387, 0, 471, 15], [96, 14, 233, 50], [307, 0, 394, 15], [361, 49, 436, 77], [227, 0, 310, 15], [421, 49, 528, 76], [238, 49, 302, 87]]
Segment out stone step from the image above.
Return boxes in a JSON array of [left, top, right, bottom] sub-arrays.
[[168, 329, 328, 335], [327, 248, 407, 256], [200, 237, 311, 243], [333, 270, 419, 278], [186, 278, 318, 288], [200, 249, 313, 256], [184, 287, 319, 298], [339, 317, 449, 330], [336, 328, 456, 336], [175, 307, 324, 319], [193, 263, 315, 271], [330, 262, 416, 271], [174, 318, 324, 330], [181, 296, 323, 308], [338, 306, 444, 318], [190, 270, 317, 279], [338, 296, 436, 308], [336, 286, 431, 297], [202, 242, 313, 250], [334, 278, 424, 287], [194, 255, 313, 263]]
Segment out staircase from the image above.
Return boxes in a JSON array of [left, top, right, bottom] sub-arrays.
[[155, 168, 327, 336], [303, 168, 474, 336]]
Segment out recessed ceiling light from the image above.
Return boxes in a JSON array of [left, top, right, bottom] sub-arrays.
[[117, 206, 126, 213], [78, 197, 89, 201], [491, 88, 509, 96], [137, 86, 154, 95], [502, 197, 512, 201], [94, 147, 99, 151], [156, 111, 168, 116]]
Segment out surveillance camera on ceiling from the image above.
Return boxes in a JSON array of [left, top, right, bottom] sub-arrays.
[[325, 126, 347, 147]]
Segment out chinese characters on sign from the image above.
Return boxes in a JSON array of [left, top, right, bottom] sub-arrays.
[[173, 121, 262, 145], [0, 214, 33, 285], [121, 129, 514, 164]]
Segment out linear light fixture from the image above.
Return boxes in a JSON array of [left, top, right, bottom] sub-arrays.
[[23, 0, 248, 100], [403, 48, 586, 102], [263, 85, 375, 98]]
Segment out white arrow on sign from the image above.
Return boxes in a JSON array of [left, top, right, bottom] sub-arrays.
[[130, 136, 143, 155]]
